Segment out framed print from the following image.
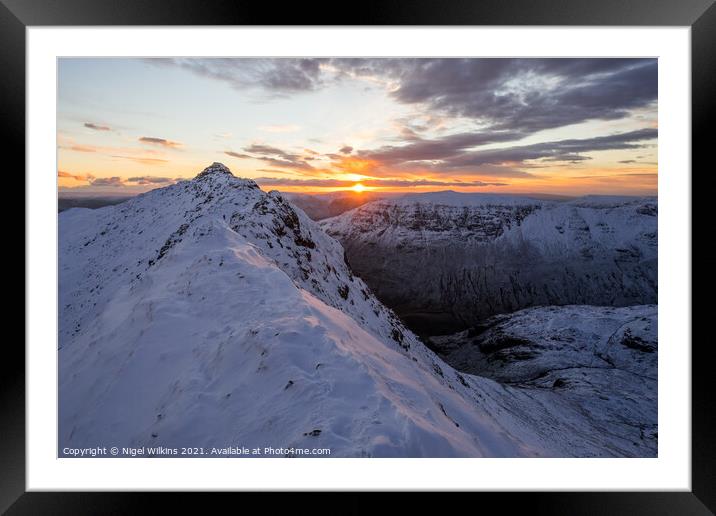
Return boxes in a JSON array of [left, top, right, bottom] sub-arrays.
[[7, 0, 715, 512]]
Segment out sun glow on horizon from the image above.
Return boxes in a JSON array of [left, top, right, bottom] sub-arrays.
[[56, 58, 658, 197]]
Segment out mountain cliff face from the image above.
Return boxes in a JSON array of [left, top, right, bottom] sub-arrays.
[[59, 164, 655, 457], [321, 192, 657, 335]]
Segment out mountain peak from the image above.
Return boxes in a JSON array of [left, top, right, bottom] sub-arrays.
[[195, 162, 234, 179]]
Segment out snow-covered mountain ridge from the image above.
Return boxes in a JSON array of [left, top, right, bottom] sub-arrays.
[[428, 304, 658, 455], [59, 164, 655, 457], [322, 191, 657, 335]]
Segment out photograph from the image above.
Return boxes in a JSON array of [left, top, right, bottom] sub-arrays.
[[56, 57, 659, 459]]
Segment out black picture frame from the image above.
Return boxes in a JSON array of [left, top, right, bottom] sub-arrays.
[[5, 0, 714, 512]]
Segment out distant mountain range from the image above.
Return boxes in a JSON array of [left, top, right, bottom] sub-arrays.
[[58, 195, 133, 212], [322, 191, 657, 335], [282, 191, 388, 220]]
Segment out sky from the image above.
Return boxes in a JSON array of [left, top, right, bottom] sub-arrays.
[[57, 58, 657, 196]]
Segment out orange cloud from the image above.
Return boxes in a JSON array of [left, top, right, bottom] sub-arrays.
[[58, 169, 178, 190], [66, 144, 97, 153], [58, 170, 95, 182], [333, 157, 378, 175]]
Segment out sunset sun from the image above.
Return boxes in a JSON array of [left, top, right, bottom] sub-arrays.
[[352, 183, 365, 193]]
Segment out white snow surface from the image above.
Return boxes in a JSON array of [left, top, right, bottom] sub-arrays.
[[430, 305, 657, 456], [59, 164, 654, 457]]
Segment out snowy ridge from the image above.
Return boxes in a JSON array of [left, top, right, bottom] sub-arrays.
[[59, 164, 655, 457], [322, 192, 657, 334]]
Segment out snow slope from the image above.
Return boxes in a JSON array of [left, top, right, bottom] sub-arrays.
[[428, 305, 658, 455], [321, 191, 657, 334], [59, 164, 655, 457]]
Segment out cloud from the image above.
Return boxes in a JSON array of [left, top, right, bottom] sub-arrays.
[[60, 142, 171, 165], [224, 151, 254, 159], [149, 58, 656, 134], [447, 128, 658, 168], [394, 114, 447, 135], [331, 58, 658, 133], [64, 144, 97, 153], [132, 58, 657, 185], [572, 172, 657, 178], [58, 170, 95, 182], [145, 58, 324, 94], [240, 143, 315, 171], [244, 143, 299, 159], [254, 177, 506, 188], [126, 176, 176, 185], [365, 178, 506, 187], [255, 177, 346, 188], [138, 136, 183, 149], [617, 159, 657, 165], [355, 130, 522, 165], [224, 126, 655, 182], [352, 128, 657, 176], [256, 157, 315, 172], [59, 171, 178, 189], [58, 137, 170, 163], [84, 122, 111, 131], [90, 177, 125, 187], [542, 154, 592, 163]]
